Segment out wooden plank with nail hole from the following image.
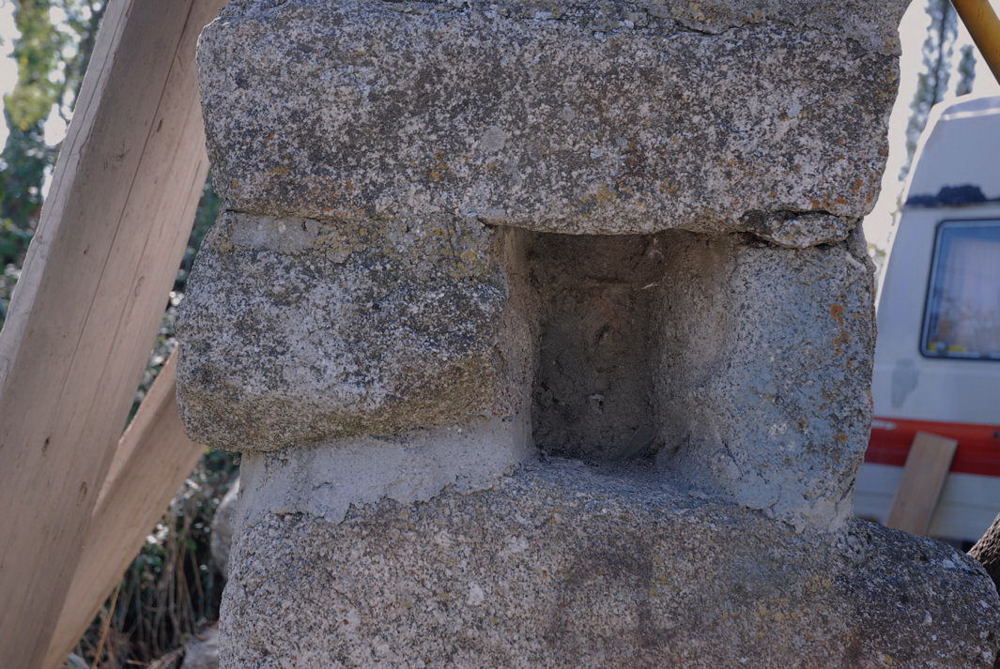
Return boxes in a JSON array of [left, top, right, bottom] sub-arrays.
[[43, 352, 205, 668], [0, 1, 225, 665]]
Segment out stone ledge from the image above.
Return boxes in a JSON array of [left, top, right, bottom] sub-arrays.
[[236, 418, 534, 526], [217, 0, 908, 55], [219, 459, 1000, 667], [198, 0, 901, 234]]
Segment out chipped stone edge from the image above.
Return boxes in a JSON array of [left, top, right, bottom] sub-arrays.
[[738, 210, 861, 249], [214, 0, 905, 56]]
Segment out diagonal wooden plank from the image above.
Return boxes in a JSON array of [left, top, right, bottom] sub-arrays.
[[886, 432, 959, 536], [43, 351, 205, 669], [952, 0, 1000, 83], [0, 1, 225, 665]]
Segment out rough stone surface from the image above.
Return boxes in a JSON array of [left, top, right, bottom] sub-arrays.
[[177, 1, 1000, 664], [970, 513, 1000, 593], [181, 626, 220, 669], [521, 230, 874, 529], [237, 417, 532, 525], [211, 479, 240, 579], [219, 0, 907, 55], [179, 225, 872, 527], [529, 233, 666, 461], [655, 229, 875, 529], [739, 211, 857, 249], [197, 0, 903, 236], [177, 211, 535, 451], [219, 460, 1000, 668], [180, 225, 874, 529]]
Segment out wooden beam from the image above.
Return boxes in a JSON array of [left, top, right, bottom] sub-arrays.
[[886, 432, 959, 536], [43, 352, 205, 669], [953, 0, 1000, 83], [0, 1, 225, 666]]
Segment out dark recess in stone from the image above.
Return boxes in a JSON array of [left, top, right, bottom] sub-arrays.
[[528, 232, 671, 463]]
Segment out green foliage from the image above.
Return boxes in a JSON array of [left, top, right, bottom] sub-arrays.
[[901, 0, 959, 181], [4, 1, 63, 131], [955, 44, 976, 97], [0, 262, 18, 324], [0, 0, 61, 253], [0, 0, 108, 327], [0, 218, 31, 267], [4, 0, 106, 131]]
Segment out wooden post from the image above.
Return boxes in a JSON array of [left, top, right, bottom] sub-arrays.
[[886, 432, 959, 536], [953, 0, 1000, 83], [0, 1, 224, 666], [43, 352, 205, 668]]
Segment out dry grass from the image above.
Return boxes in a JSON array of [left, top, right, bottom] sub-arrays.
[[72, 452, 238, 668]]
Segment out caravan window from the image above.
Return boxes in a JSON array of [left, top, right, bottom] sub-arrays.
[[922, 220, 1000, 360]]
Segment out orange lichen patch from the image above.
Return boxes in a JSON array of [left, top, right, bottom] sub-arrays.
[[267, 165, 291, 176], [592, 183, 618, 204], [429, 162, 449, 182], [832, 330, 849, 355], [429, 151, 450, 182], [834, 432, 849, 444], [829, 304, 850, 354], [657, 179, 680, 195], [829, 303, 845, 326]]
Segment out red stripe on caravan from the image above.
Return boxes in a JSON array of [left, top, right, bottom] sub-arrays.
[[866, 417, 1000, 477]]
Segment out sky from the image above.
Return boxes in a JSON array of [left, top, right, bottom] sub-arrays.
[[865, 1, 1000, 254], [0, 1, 997, 255], [0, 2, 16, 143]]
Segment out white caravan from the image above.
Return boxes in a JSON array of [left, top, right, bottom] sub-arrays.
[[854, 94, 1000, 542]]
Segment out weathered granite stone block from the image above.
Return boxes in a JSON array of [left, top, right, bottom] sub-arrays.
[[176, 0, 1000, 664], [219, 461, 1000, 668], [655, 230, 875, 528], [197, 0, 902, 236], [178, 211, 535, 451]]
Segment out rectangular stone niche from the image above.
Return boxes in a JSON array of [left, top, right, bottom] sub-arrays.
[[528, 231, 675, 462], [521, 227, 874, 527]]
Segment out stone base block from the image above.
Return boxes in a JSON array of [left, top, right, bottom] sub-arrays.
[[220, 460, 1000, 667]]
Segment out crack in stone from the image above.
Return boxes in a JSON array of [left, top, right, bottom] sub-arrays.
[[220, 0, 896, 55]]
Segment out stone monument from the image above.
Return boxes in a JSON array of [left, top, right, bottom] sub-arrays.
[[178, 0, 1000, 664]]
